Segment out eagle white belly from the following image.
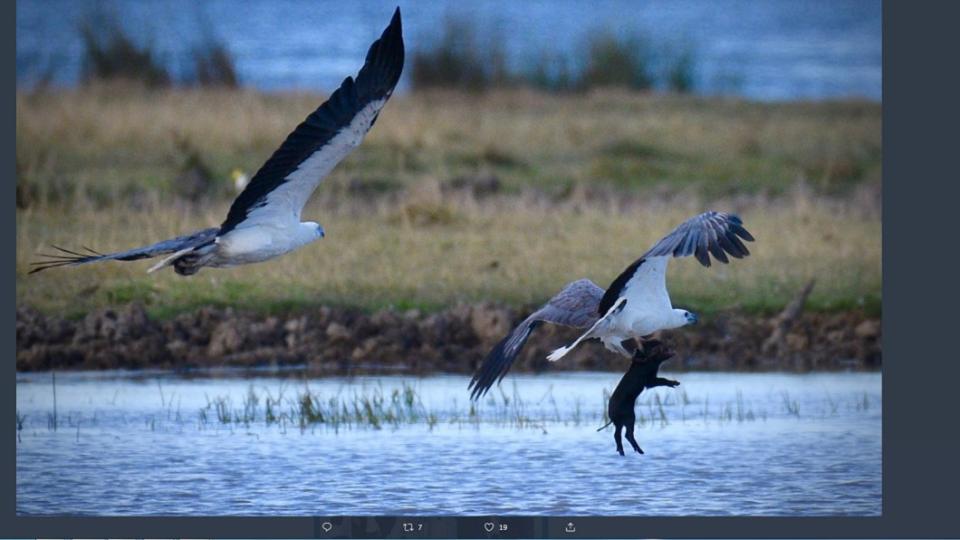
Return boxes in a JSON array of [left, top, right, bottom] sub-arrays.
[[214, 222, 318, 266], [612, 304, 674, 338]]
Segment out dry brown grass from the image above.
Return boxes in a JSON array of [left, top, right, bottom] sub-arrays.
[[16, 86, 881, 317], [17, 86, 881, 198], [16, 188, 880, 317]]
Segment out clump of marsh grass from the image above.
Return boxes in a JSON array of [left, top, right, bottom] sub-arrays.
[[192, 43, 238, 88], [826, 392, 840, 415], [16, 411, 26, 443], [77, 6, 237, 89], [579, 31, 653, 91], [297, 391, 324, 427], [49, 370, 57, 432], [856, 392, 871, 412], [410, 18, 698, 94], [187, 7, 240, 89], [652, 393, 668, 426], [781, 391, 801, 417], [214, 396, 231, 424], [78, 15, 170, 88], [411, 17, 510, 91], [664, 48, 697, 93], [197, 383, 435, 432]]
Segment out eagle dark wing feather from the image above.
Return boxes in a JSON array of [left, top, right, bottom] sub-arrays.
[[468, 320, 541, 401], [597, 211, 755, 315], [597, 258, 644, 317], [218, 8, 404, 235], [643, 211, 754, 264], [469, 279, 604, 400]]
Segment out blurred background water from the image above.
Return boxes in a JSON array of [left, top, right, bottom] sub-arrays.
[[17, 0, 881, 101]]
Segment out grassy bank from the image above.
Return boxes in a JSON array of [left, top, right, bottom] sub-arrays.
[[17, 86, 880, 199], [16, 87, 881, 318]]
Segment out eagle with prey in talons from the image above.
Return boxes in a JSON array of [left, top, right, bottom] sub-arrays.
[[468, 211, 754, 400]]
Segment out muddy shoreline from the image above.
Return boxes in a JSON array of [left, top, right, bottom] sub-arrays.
[[16, 302, 881, 374]]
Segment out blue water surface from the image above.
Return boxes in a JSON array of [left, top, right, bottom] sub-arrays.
[[17, 0, 881, 100], [16, 370, 881, 516]]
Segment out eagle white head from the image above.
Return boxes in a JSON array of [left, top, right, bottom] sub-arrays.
[[302, 221, 325, 240], [670, 308, 699, 329], [289, 221, 325, 250]]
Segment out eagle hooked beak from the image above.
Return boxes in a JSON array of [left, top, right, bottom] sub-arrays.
[[687, 312, 699, 325]]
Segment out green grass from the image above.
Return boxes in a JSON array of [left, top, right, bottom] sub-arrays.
[[17, 87, 881, 201], [17, 192, 881, 318], [16, 87, 881, 318]]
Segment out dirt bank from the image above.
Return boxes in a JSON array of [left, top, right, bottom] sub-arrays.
[[16, 302, 880, 373]]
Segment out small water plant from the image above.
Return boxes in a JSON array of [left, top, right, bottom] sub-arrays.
[[18, 381, 879, 437]]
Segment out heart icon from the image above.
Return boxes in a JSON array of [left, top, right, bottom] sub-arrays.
[[321, 521, 333, 533], [484, 522, 495, 532]]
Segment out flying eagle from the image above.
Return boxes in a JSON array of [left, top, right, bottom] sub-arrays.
[[468, 211, 754, 400], [31, 8, 404, 276]]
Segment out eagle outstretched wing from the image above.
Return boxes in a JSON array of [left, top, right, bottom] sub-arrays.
[[218, 7, 405, 234], [468, 279, 605, 400], [30, 8, 406, 275], [597, 211, 755, 316]]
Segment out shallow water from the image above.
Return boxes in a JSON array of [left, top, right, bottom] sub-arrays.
[[16, 370, 880, 516], [16, 0, 881, 100]]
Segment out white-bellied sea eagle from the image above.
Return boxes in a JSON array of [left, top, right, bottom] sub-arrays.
[[468, 211, 754, 400], [31, 8, 404, 276]]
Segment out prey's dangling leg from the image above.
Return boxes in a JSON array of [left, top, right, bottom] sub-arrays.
[[625, 424, 644, 454]]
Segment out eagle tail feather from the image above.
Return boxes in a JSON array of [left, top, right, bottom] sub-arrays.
[[146, 246, 197, 274]]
